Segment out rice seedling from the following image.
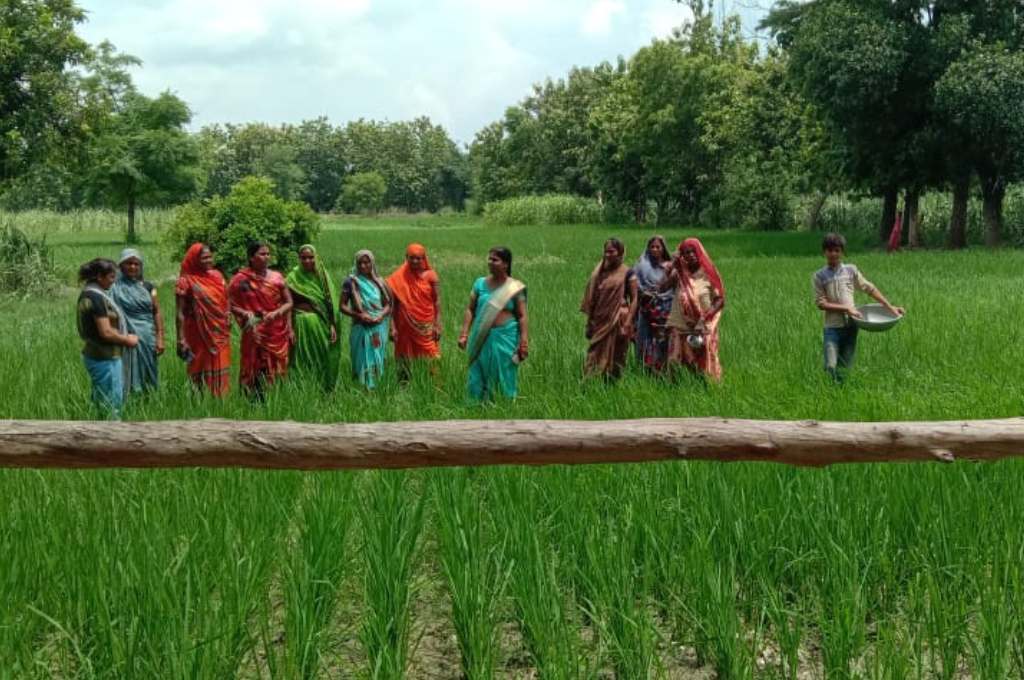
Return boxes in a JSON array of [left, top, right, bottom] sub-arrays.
[[1, 215, 1024, 676]]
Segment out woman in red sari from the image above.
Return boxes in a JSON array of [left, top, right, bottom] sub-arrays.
[[229, 242, 293, 397], [175, 243, 232, 396], [386, 243, 441, 379], [665, 238, 725, 381]]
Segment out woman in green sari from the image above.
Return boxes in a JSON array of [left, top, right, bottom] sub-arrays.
[[340, 250, 392, 389], [458, 247, 528, 402], [286, 245, 340, 390]]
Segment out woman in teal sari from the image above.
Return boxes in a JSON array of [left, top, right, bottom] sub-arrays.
[[340, 250, 392, 389], [458, 247, 528, 402], [286, 245, 340, 391], [110, 248, 165, 394]]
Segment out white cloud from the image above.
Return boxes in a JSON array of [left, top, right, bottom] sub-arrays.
[[77, 0, 763, 142], [643, 3, 694, 38], [581, 0, 626, 37]]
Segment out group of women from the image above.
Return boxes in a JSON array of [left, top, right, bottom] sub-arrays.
[[75, 241, 530, 417], [582, 235, 725, 383], [75, 235, 721, 418]]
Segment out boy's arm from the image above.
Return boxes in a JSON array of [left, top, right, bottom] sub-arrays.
[[856, 267, 905, 317], [867, 288, 905, 317]]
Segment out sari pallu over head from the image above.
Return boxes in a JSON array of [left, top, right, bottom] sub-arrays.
[[386, 243, 434, 321], [347, 249, 390, 315], [111, 248, 158, 392], [633, 236, 673, 297], [175, 243, 230, 353], [286, 244, 338, 326], [676, 237, 725, 322]]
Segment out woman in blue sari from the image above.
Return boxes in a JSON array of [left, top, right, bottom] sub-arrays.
[[110, 248, 165, 393], [340, 250, 392, 389], [458, 247, 528, 402], [627, 235, 672, 373]]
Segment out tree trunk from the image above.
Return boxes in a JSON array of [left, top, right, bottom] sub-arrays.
[[2, 417, 1024, 470], [948, 174, 970, 249], [904, 189, 920, 248], [805, 192, 828, 231], [126, 194, 137, 244], [879, 187, 898, 243], [980, 175, 1005, 247]]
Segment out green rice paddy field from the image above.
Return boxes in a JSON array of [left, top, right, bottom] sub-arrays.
[[1, 213, 1024, 678]]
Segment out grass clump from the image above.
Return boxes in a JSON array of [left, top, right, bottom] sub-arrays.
[[483, 194, 604, 226], [0, 223, 59, 297]]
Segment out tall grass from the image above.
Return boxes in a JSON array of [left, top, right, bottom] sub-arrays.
[[358, 472, 426, 679], [2, 221, 1024, 675], [483, 194, 604, 226]]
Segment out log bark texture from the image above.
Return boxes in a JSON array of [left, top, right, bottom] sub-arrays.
[[2, 418, 1024, 470]]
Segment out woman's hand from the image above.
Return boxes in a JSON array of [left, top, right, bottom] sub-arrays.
[[517, 340, 529, 361], [458, 333, 468, 350], [330, 325, 338, 344], [155, 337, 166, 356], [124, 334, 139, 349]]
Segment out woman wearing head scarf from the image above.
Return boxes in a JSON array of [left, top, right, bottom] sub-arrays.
[[286, 244, 340, 391], [580, 238, 631, 379], [340, 250, 392, 389], [111, 248, 165, 393], [175, 243, 232, 397], [77, 258, 138, 419], [665, 238, 725, 381], [229, 242, 293, 398], [627, 235, 673, 373], [458, 247, 528, 402], [386, 243, 441, 379]]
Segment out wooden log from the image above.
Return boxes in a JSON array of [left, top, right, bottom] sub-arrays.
[[1, 418, 1024, 471]]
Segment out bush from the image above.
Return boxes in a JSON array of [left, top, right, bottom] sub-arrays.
[[165, 176, 319, 274], [336, 172, 387, 215], [0, 223, 58, 297], [482, 194, 604, 226]]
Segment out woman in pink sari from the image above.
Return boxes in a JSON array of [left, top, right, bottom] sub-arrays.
[[229, 242, 293, 397], [665, 238, 725, 381]]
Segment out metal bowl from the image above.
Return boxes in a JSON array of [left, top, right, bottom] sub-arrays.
[[852, 303, 902, 332]]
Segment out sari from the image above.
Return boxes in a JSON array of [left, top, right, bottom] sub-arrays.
[[467, 276, 525, 402], [386, 243, 440, 359], [175, 243, 231, 396], [668, 238, 725, 381], [111, 248, 159, 393], [580, 261, 630, 378], [630, 236, 673, 372], [344, 250, 391, 389], [229, 267, 291, 392], [286, 245, 340, 391]]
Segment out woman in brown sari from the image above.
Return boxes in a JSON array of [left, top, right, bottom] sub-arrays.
[[580, 238, 632, 379]]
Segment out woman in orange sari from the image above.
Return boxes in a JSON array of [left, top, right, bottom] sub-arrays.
[[665, 238, 725, 381], [386, 243, 441, 379], [175, 243, 232, 396], [229, 242, 293, 397]]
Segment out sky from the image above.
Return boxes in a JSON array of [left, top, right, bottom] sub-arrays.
[[77, 0, 773, 145]]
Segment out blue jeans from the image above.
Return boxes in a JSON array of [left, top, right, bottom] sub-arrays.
[[823, 326, 858, 382], [83, 355, 124, 420]]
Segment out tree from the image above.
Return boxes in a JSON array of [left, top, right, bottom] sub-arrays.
[[765, 0, 942, 243], [166, 176, 319, 274], [0, 0, 90, 183], [85, 91, 200, 242], [936, 44, 1024, 246], [336, 171, 386, 214]]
